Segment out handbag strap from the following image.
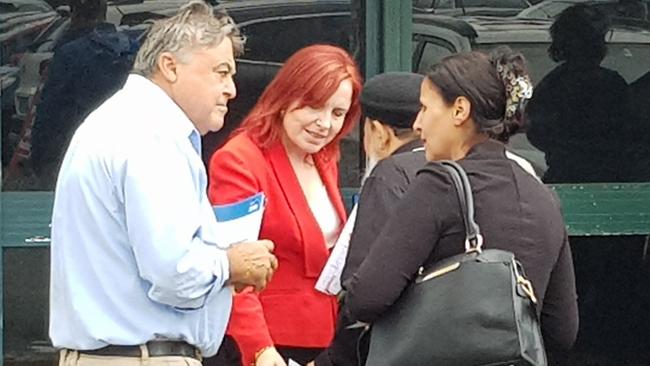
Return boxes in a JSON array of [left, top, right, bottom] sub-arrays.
[[440, 160, 484, 253]]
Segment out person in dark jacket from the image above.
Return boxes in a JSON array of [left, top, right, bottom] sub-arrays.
[[526, 4, 634, 184], [55, 0, 110, 50], [344, 72, 427, 283], [527, 6, 647, 362], [312, 72, 426, 366], [31, 0, 137, 189], [630, 71, 650, 181], [343, 48, 579, 363]]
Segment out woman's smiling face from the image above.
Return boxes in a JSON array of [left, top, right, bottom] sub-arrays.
[[281, 79, 353, 156]]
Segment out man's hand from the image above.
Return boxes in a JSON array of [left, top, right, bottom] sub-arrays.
[[256, 346, 287, 366], [227, 240, 277, 292]]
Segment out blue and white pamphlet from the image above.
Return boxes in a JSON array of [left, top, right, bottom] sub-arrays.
[[213, 192, 266, 247]]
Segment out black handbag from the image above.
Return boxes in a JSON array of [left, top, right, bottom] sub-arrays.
[[365, 160, 547, 366]]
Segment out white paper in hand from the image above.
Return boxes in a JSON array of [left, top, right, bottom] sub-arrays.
[[213, 192, 265, 248], [315, 204, 358, 295], [288, 359, 303, 366]]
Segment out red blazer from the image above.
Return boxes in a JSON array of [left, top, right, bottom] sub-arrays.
[[208, 133, 346, 366]]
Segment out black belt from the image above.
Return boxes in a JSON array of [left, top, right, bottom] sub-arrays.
[[78, 341, 201, 360]]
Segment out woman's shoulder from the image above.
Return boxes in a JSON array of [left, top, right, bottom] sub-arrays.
[[208, 134, 271, 180], [415, 162, 456, 190], [212, 133, 265, 162], [218, 133, 259, 153]]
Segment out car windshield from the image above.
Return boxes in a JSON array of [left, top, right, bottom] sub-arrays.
[[518, 0, 650, 20], [476, 43, 554, 84], [475, 40, 650, 84], [0, 0, 52, 13], [435, 0, 529, 8], [462, 0, 529, 8]]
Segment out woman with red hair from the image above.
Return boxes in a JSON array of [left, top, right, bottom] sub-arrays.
[[208, 44, 362, 366]]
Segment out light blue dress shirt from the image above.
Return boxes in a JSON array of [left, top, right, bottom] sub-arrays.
[[49, 74, 232, 357]]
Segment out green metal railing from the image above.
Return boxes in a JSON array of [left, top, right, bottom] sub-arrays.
[[1, 192, 52, 365], [552, 183, 650, 236], [342, 184, 650, 237]]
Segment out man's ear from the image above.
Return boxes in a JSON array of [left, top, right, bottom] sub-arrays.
[[157, 52, 179, 83], [452, 96, 472, 126]]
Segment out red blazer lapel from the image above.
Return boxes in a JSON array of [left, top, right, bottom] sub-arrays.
[[266, 142, 334, 278]]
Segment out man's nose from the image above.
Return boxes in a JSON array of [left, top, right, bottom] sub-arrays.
[[224, 76, 236, 99]]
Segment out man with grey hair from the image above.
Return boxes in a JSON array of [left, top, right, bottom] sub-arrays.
[[49, 2, 277, 365]]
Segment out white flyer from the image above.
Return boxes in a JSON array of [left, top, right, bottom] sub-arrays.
[[213, 192, 266, 247], [315, 204, 358, 295]]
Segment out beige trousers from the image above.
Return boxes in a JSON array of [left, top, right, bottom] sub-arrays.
[[59, 348, 203, 366]]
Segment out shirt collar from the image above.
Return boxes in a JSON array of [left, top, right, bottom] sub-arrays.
[[464, 139, 506, 160], [392, 139, 423, 156], [125, 74, 201, 152]]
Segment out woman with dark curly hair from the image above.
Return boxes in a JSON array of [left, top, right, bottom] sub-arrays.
[[526, 3, 634, 183], [527, 5, 649, 364]]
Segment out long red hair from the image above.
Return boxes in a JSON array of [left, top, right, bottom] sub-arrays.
[[235, 44, 362, 163]]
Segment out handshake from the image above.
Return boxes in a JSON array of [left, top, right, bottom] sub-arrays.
[[227, 240, 278, 292]]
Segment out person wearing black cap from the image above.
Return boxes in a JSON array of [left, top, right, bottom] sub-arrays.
[[343, 71, 427, 284], [311, 72, 426, 366]]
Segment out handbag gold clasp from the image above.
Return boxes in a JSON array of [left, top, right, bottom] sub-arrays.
[[517, 275, 538, 304], [513, 260, 538, 304]]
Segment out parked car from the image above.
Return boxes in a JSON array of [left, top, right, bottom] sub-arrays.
[[0, 0, 52, 12], [517, 0, 649, 20], [413, 0, 533, 16], [0, 1, 57, 65]]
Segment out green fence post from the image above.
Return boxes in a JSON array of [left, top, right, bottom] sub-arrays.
[[381, 0, 412, 72], [365, 0, 412, 79]]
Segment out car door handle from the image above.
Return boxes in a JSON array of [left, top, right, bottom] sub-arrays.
[[24, 236, 51, 244]]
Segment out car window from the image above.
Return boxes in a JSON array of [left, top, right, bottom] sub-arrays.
[[536, 1, 571, 17], [434, 0, 456, 8], [517, 1, 571, 18], [0, 0, 52, 13], [417, 40, 454, 74], [603, 43, 650, 82], [435, 0, 528, 8], [476, 43, 555, 84], [476, 41, 650, 85], [241, 15, 353, 63]]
